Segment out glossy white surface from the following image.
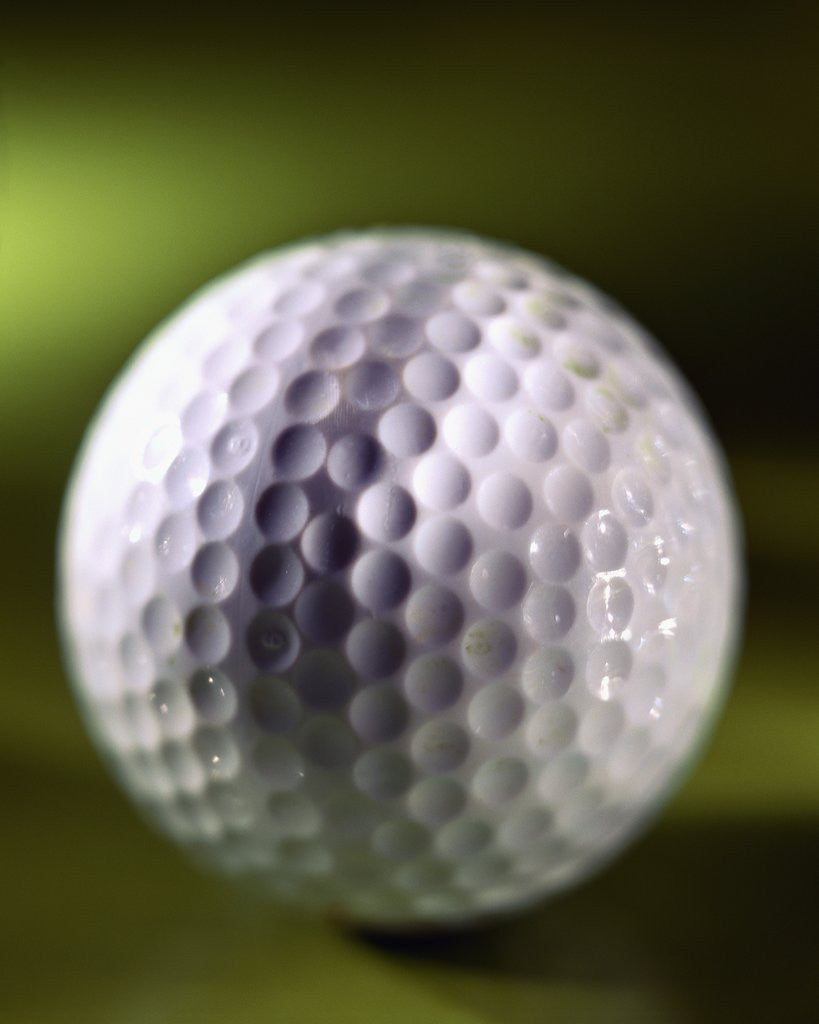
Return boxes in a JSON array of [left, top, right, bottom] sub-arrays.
[[59, 230, 741, 926]]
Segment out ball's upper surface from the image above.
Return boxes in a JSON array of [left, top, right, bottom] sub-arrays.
[[59, 229, 741, 926]]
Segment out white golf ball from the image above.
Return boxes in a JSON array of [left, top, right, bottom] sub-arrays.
[[58, 229, 741, 927]]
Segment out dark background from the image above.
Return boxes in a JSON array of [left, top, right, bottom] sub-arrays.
[[2, 5, 817, 1022]]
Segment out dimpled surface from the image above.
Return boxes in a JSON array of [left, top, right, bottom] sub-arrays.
[[59, 229, 741, 927]]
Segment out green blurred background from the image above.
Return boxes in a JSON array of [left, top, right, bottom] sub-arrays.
[[2, 5, 817, 1022]]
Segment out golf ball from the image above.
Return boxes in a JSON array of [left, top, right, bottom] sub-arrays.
[[58, 229, 741, 926]]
